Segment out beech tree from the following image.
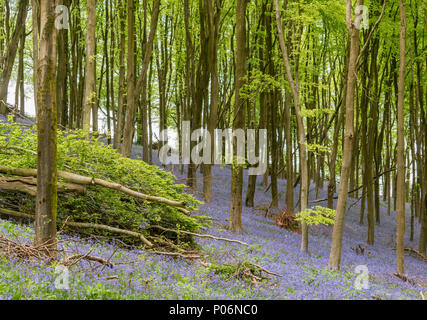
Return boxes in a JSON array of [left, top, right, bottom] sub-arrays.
[[328, 0, 363, 269], [0, 0, 29, 115], [82, 0, 96, 132], [396, 0, 406, 275], [229, 0, 248, 233], [34, 0, 58, 257]]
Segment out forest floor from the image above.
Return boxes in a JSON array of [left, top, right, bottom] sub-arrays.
[[0, 117, 425, 299]]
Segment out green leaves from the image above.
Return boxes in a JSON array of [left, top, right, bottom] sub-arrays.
[[295, 206, 336, 226], [0, 120, 204, 244]]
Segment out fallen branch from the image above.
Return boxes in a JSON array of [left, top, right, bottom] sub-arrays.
[[0, 234, 54, 262], [64, 221, 153, 247], [391, 247, 427, 262], [0, 166, 190, 215], [0, 145, 37, 155], [62, 253, 114, 268], [0, 176, 86, 196], [0, 233, 116, 270], [251, 262, 282, 277], [311, 168, 396, 203], [148, 225, 249, 246], [0, 207, 153, 247], [393, 272, 423, 287], [147, 250, 203, 259]]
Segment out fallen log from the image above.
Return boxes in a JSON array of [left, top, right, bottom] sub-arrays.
[[0, 165, 190, 215], [0, 207, 153, 247], [0, 177, 86, 196]]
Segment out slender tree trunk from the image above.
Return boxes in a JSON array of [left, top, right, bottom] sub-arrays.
[[396, 0, 407, 274], [203, 0, 221, 203], [284, 90, 294, 213], [56, 0, 70, 128], [113, 2, 126, 150], [82, 0, 96, 132], [229, 0, 247, 233], [122, 0, 160, 157], [122, 0, 136, 157], [0, 0, 29, 115], [274, 0, 308, 252], [328, 0, 362, 269]]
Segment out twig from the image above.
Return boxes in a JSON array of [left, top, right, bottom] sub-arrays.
[[251, 262, 282, 277]]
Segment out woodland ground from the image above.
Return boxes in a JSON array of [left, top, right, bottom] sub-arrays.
[[0, 115, 425, 299], [0, 138, 427, 299]]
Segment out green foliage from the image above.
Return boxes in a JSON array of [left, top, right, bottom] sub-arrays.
[[0, 119, 207, 245], [295, 206, 336, 226]]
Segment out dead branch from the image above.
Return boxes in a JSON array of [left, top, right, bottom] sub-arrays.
[[393, 272, 423, 287], [251, 262, 282, 277], [61, 253, 114, 268], [147, 250, 203, 259], [0, 207, 153, 247], [0, 145, 37, 155], [148, 225, 249, 246], [65, 221, 153, 247], [391, 247, 427, 262]]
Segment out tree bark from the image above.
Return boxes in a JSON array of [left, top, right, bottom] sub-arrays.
[[35, 0, 58, 258], [274, 0, 309, 252], [396, 0, 406, 274], [229, 0, 248, 233], [122, 0, 160, 157], [0, 0, 29, 115], [328, 0, 363, 269], [82, 0, 96, 132]]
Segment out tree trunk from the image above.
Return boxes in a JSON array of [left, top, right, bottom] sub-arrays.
[[328, 0, 362, 269], [274, 0, 308, 252], [396, 0, 406, 275], [229, 0, 247, 233], [35, 0, 58, 258], [0, 0, 29, 115], [82, 0, 96, 132], [122, 0, 160, 157]]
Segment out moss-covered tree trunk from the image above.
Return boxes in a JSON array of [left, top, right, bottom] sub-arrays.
[[35, 0, 58, 258]]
